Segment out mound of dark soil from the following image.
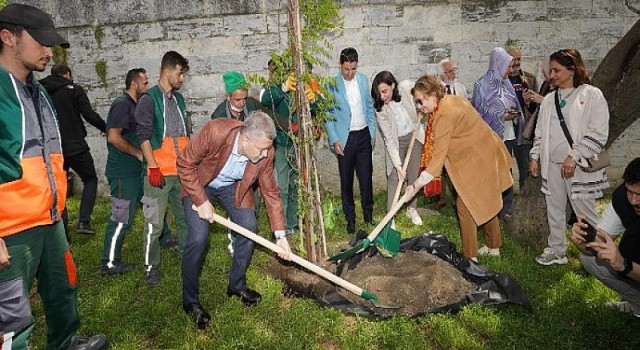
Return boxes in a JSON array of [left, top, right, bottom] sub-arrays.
[[337, 251, 476, 316], [270, 234, 531, 317], [271, 250, 475, 317]]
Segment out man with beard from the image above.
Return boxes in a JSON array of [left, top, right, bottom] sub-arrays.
[[571, 158, 640, 317], [135, 51, 190, 287], [101, 68, 150, 276], [0, 4, 106, 349], [506, 47, 539, 189], [211, 71, 263, 121]]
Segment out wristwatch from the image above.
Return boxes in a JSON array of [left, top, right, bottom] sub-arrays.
[[617, 257, 634, 277]]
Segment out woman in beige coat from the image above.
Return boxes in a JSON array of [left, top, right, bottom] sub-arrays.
[[372, 71, 425, 225], [404, 75, 513, 260]]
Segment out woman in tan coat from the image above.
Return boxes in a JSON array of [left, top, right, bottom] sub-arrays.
[[404, 75, 513, 260]]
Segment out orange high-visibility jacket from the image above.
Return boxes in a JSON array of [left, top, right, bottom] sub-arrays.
[[0, 68, 67, 237]]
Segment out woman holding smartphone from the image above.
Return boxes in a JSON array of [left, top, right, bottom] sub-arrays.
[[471, 47, 522, 219], [529, 49, 609, 266]]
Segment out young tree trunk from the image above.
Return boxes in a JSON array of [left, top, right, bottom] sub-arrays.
[[288, 0, 327, 263]]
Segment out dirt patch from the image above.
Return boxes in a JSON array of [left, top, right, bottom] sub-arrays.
[[270, 250, 476, 317]]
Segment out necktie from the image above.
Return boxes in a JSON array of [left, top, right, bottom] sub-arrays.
[[445, 84, 452, 95]]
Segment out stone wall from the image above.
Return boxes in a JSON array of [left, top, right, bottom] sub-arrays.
[[16, 0, 640, 194]]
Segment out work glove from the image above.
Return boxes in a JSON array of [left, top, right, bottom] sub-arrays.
[[304, 84, 316, 102], [148, 167, 165, 188], [284, 74, 296, 92], [309, 78, 321, 94]]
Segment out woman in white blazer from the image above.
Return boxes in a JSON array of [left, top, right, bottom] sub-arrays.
[[371, 71, 425, 225]]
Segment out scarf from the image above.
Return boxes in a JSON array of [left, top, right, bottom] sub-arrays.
[[420, 100, 442, 197]]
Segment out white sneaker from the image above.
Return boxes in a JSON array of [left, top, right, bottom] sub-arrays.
[[406, 208, 423, 225], [478, 245, 500, 256], [535, 247, 568, 266]]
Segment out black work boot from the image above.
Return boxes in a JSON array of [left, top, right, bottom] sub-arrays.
[[77, 222, 96, 235], [68, 334, 108, 350]]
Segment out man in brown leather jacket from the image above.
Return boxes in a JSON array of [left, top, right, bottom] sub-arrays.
[[177, 111, 291, 329]]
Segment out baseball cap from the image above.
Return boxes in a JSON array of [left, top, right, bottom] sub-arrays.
[[0, 3, 69, 48]]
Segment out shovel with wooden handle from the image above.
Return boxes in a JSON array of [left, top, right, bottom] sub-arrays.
[[329, 129, 419, 262], [211, 212, 401, 309]]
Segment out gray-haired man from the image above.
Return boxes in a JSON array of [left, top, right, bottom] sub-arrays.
[[177, 112, 291, 329]]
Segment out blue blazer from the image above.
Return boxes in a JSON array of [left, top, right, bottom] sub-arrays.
[[326, 71, 376, 149]]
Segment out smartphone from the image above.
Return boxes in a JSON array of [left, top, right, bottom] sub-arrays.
[[582, 219, 597, 243]]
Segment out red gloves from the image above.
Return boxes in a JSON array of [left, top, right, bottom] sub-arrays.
[[148, 167, 165, 187]]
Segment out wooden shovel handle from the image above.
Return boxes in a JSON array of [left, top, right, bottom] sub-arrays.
[[212, 213, 366, 297], [364, 197, 406, 243], [390, 129, 418, 207]]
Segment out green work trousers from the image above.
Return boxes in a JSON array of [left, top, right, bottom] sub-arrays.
[[142, 175, 187, 269], [101, 175, 172, 269], [274, 142, 299, 230], [0, 222, 79, 350]]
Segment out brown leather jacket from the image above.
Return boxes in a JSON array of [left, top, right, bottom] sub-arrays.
[[177, 118, 285, 231]]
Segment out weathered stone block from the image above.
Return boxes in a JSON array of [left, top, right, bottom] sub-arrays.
[[494, 21, 540, 43], [537, 20, 582, 42], [207, 53, 250, 74], [369, 27, 389, 43], [363, 6, 403, 27], [417, 42, 452, 64], [461, 22, 496, 41], [138, 22, 164, 41], [433, 25, 463, 43], [389, 26, 435, 44], [547, 0, 599, 20], [402, 3, 459, 30], [581, 18, 626, 38], [223, 14, 268, 36]]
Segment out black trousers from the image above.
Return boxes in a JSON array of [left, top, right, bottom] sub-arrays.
[[182, 183, 256, 306], [63, 150, 98, 227], [505, 139, 532, 188], [337, 128, 374, 225]]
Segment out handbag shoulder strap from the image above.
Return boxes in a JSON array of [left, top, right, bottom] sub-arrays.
[[554, 90, 574, 147]]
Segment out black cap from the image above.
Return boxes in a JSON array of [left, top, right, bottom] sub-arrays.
[[0, 3, 69, 48]]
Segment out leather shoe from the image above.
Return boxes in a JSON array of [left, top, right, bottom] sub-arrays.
[[226, 288, 261, 306], [68, 334, 108, 350], [347, 222, 355, 235], [183, 303, 211, 329], [77, 222, 96, 235]]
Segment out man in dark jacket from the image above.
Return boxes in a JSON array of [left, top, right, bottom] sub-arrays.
[[571, 158, 640, 317], [40, 65, 106, 235]]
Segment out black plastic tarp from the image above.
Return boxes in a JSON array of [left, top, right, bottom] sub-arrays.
[[310, 234, 533, 318]]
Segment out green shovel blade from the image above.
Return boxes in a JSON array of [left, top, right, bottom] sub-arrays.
[[361, 289, 402, 309], [373, 223, 401, 258]]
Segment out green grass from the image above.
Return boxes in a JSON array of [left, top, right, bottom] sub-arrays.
[[28, 192, 640, 349]]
